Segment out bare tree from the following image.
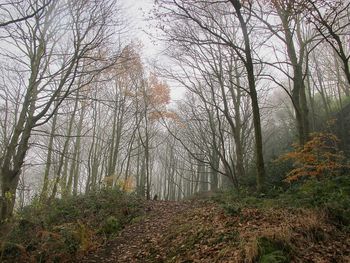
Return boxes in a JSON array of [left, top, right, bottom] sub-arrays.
[[0, 0, 121, 221], [0, 0, 51, 27], [306, 0, 350, 93], [155, 0, 266, 191]]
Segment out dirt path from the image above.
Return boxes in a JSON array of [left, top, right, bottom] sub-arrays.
[[81, 200, 197, 263]]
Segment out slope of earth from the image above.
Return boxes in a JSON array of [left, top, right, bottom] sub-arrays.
[[80, 199, 350, 263], [80, 200, 198, 262], [0, 189, 144, 263]]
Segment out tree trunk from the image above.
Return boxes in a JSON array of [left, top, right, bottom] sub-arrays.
[[278, 7, 310, 145], [40, 107, 58, 202], [229, 0, 266, 192], [0, 169, 20, 221], [233, 60, 246, 179], [210, 148, 219, 191]]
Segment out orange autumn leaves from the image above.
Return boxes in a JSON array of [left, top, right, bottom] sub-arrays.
[[115, 43, 180, 124], [147, 75, 181, 123], [280, 133, 349, 182], [148, 74, 171, 107]]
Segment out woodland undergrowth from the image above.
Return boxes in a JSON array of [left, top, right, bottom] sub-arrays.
[[0, 189, 144, 262]]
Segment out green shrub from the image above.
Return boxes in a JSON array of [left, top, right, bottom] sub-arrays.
[[101, 216, 121, 235], [265, 159, 294, 189], [56, 224, 81, 254], [221, 203, 241, 216], [46, 199, 80, 224], [262, 175, 350, 229]]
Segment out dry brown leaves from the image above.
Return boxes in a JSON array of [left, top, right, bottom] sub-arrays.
[[80, 200, 350, 263]]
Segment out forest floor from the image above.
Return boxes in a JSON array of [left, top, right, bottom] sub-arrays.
[[81, 200, 198, 263], [80, 199, 350, 263]]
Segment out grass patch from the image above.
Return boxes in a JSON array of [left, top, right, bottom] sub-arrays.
[[257, 237, 291, 263]]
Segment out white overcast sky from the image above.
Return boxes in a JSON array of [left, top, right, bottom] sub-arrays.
[[121, 0, 162, 62], [120, 0, 186, 101]]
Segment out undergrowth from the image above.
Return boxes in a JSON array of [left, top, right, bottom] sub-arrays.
[[213, 174, 350, 229], [256, 237, 291, 263], [208, 174, 350, 262], [0, 189, 144, 262]]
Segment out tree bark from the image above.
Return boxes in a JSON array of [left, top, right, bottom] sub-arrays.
[[40, 107, 58, 202], [229, 0, 266, 192], [278, 7, 310, 145]]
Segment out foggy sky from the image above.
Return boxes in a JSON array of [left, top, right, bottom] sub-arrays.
[[121, 0, 186, 101], [122, 0, 161, 61]]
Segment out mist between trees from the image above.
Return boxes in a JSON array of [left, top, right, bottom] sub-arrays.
[[0, 0, 349, 222]]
